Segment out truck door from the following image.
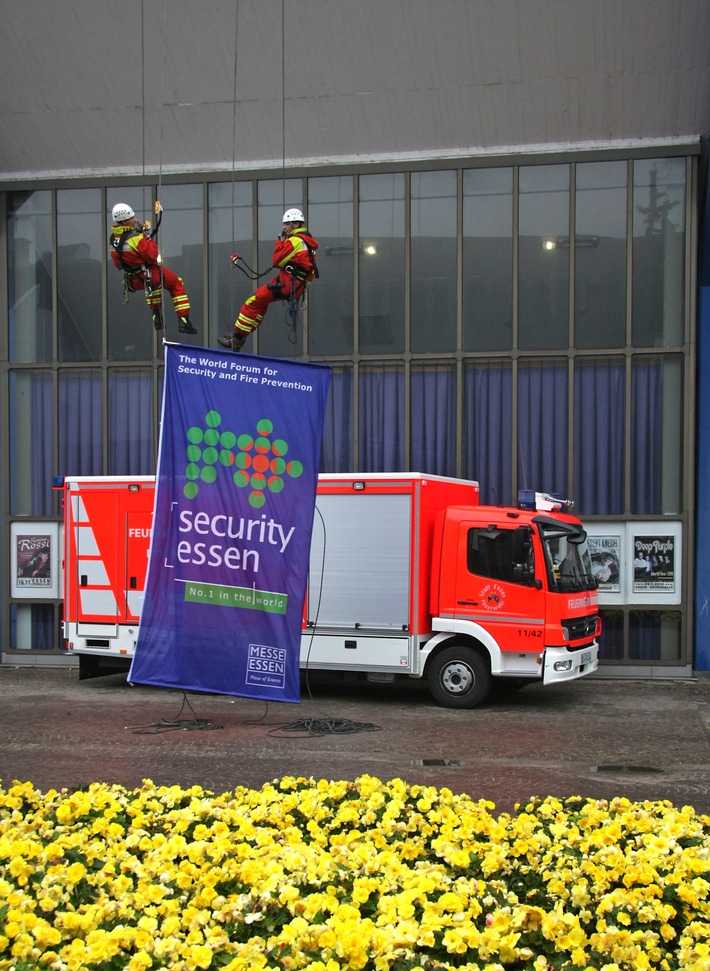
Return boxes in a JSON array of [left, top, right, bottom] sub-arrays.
[[454, 521, 545, 651], [74, 489, 120, 634], [124, 510, 152, 621]]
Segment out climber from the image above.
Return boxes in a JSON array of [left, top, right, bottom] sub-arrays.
[[109, 202, 197, 334], [218, 208, 318, 351]]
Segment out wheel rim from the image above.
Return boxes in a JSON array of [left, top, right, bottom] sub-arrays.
[[440, 659, 474, 695]]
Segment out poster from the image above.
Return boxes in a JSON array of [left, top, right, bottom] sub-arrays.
[[129, 344, 331, 703], [10, 524, 60, 599], [588, 535, 622, 593], [632, 534, 676, 593], [15, 534, 52, 588]]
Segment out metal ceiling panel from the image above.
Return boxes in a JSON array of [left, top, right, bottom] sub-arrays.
[[1, 0, 708, 183]]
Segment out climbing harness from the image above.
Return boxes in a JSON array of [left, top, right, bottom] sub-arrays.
[[282, 234, 319, 336], [230, 242, 318, 344], [291, 231, 320, 281], [230, 232, 318, 291], [111, 229, 147, 303], [110, 200, 164, 305]]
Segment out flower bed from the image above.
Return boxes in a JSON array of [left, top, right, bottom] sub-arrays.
[[1, 775, 709, 970]]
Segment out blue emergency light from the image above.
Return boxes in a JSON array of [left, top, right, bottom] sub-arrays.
[[518, 490, 574, 514]]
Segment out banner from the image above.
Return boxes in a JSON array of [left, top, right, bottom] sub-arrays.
[[129, 344, 331, 702]]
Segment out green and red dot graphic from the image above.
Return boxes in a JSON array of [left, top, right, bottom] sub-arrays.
[[183, 412, 303, 507]]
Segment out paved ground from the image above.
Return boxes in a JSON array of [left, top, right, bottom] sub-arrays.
[[2, 664, 710, 817]]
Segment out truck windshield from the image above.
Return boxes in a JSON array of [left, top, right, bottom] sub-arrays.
[[538, 520, 597, 593]]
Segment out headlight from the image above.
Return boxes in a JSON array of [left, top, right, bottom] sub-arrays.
[[554, 659, 573, 672]]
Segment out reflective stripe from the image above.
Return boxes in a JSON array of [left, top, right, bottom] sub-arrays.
[[80, 589, 119, 615], [126, 590, 144, 616], [73, 494, 119, 617], [172, 295, 190, 313], [458, 614, 546, 625]]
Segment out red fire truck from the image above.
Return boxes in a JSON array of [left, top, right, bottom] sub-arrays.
[[58, 472, 600, 707]]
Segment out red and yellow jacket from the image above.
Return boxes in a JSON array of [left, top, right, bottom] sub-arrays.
[[272, 227, 318, 283], [110, 225, 160, 272]]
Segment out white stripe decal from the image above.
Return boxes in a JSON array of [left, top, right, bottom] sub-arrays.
[[80, 590, 119, 615]]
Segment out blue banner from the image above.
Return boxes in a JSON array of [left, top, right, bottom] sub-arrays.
[[129, 344, 331, 702]]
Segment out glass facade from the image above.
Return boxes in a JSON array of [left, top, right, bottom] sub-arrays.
[[208, 180, 253, 347], [359, 173, 405, 355], [308, 176, 354, 357], [463, 167, 513, 352], [57, 188, 103, 364], [411, 170, 457, 353], [632, 158, 686, 348], [8, 190, 52, 364], [575, 161, 627, 349], [519, 164, 570, 350], [1, 153, 695, 667]]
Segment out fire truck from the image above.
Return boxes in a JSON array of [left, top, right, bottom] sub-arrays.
[[58, 472, 600, 708]]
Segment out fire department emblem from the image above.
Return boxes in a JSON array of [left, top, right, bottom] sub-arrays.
[[480, 583, 506, 611]]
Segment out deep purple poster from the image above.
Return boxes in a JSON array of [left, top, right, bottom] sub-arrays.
[[129, 344, 331, 702]]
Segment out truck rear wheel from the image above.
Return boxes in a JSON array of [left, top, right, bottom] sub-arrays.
[[427, 645, 492, 709]]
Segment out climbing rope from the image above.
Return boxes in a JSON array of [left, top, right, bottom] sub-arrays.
[[130, 692, 224, 734], [229, 3, 240, 319], [279, 0, 301, 348], [141, 0, 171, 325], [156, 0, 170, 202], [268, 716, 382, 738], [281, 0, 286, 213]]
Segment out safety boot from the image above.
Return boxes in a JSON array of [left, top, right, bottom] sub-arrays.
[[218, 330, 246, 352], [178, 315, 197, 335]]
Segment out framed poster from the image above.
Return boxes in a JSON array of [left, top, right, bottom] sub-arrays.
[[627, 522, 682, 604], [10, 523, 60, 599], [588, 534, 622, 592], [585, 526, 625, 603], [585, 522, 682, 605]]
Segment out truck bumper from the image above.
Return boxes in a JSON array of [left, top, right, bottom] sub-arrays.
[[542, 642, 599, 684]]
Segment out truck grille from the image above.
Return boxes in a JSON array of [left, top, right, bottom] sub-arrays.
[[566, 613, 598, 642]]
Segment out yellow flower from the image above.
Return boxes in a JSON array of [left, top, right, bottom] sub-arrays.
[[127, 952, 154, 970], [66, 860, 87, 883], [186, 943, 213, 969], [2, 778, 710, 971]]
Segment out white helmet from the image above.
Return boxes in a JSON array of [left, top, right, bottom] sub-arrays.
[[112, 203, 135, 223], [282, 208, 304, 223]]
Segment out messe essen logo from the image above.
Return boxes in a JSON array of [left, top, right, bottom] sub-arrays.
[[183, 412, 304, 508]]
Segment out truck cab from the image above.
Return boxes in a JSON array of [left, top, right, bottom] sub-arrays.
[[428, 497, 600, 706]]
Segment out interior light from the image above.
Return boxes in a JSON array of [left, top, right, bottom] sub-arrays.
[[544, 235, 599, 250], [324, 243, 378, 257]]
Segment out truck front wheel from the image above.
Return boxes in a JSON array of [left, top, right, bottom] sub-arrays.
[[427, 645, 492, 709]]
